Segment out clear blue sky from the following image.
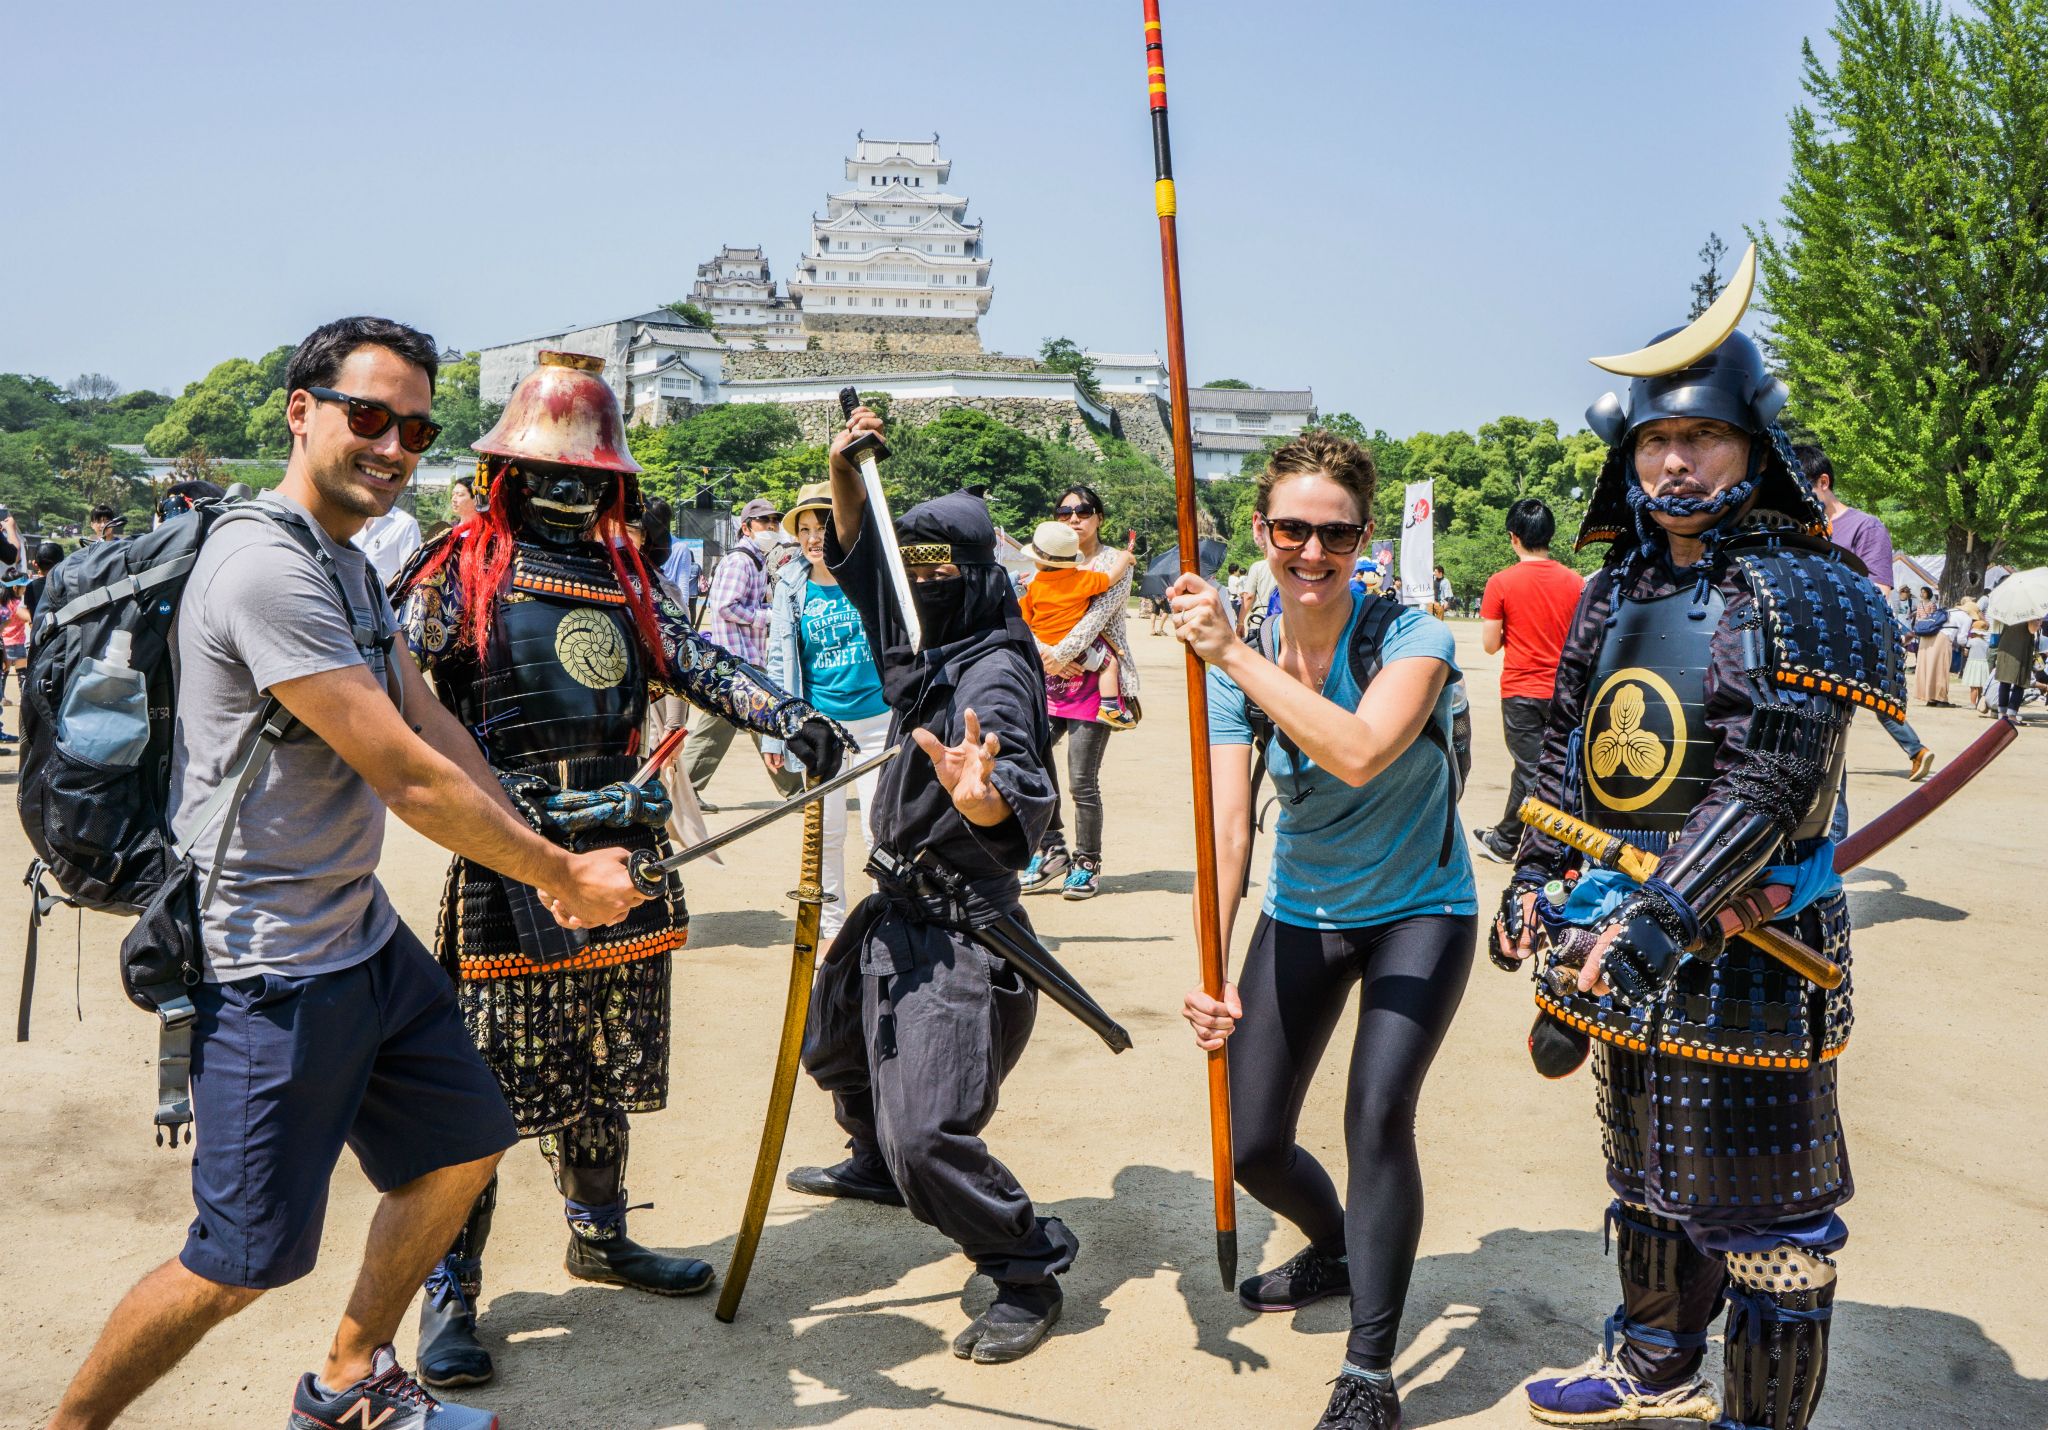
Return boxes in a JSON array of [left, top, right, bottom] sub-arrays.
[[0, 0, 1838, 436]]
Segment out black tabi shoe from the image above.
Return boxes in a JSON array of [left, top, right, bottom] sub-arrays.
[[416, 1254, 493, 1389], [563, 1202, 714, 1296], [952, 1279, 1063, 1364], [785, 1156, 907, 1206], [1239, 1244, 1351, 1312], [1315, 1370, 1403, 1429]]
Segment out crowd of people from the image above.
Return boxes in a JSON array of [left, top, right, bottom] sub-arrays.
[[17, 298, 2040, 1430]]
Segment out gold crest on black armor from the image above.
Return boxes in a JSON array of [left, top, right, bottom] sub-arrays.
[[555, 608, 629, 689], [1583, 668, 1687, 814]]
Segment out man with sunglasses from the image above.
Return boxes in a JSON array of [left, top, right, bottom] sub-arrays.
[[50, 317, 647, 1430]]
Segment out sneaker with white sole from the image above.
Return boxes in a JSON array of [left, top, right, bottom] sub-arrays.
[[1020, 848, 1071, 894], [1523, 1354, 1718, 1424], [1061, 856, 1100, 900], [288, 1343, 498, 1429]]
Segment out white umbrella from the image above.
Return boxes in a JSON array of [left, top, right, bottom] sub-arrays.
[[1983, 567, 2048, 627]]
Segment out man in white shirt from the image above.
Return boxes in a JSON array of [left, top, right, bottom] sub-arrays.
[[354, 504, 422, 584]]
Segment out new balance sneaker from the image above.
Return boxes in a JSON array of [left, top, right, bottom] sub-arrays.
[[1020, 848, 1071, 894], [1316, 1369, 1402, 1429], [289, 1344, 498, 1429], [1523, 1355, 1718, 1424], [1061, 855, 1101, 900], [1238, 1243, 1350, 1312]]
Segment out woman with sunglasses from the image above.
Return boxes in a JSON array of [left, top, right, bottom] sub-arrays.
[[1020, 482, 1142, 900], [1169, 430, 1477, 1430]]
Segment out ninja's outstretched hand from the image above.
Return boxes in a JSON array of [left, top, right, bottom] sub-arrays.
[[912, 706, 1011, 828]]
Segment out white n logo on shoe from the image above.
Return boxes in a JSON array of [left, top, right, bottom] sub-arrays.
[[336, 1401, 397, 1429]]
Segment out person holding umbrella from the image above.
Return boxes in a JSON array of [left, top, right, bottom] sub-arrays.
[[1984, 568, 2048, 722]]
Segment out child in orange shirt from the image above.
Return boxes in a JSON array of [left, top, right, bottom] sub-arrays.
[[1019, 521, 1136, 727]]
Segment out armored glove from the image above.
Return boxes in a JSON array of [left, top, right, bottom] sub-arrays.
[[542, 780, 674, 836], [1590, 884, 1700, 1007], [1489, 875, 1547, 972], [784, 712, 857, 782]]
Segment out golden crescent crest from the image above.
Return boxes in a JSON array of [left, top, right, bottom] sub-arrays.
[[554, 608, 628, 690], [1583, 668, 1687, 812]]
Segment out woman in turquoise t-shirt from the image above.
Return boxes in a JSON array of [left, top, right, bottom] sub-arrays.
[[1168, 431, 1478, 1429], [764, 483, 892, 937]]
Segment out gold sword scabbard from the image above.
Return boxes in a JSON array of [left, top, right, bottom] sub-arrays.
[[1515, 797, 1843, 991], [715, 791, 830, 1323]]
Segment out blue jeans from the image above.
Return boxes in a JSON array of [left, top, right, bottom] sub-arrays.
[[1878, 711, 1923, 758]]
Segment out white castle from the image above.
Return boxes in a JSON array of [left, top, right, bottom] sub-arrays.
[[789, 133, 992, 347]]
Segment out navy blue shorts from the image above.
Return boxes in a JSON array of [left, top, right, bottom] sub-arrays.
[[180, 921, 518, 1289]]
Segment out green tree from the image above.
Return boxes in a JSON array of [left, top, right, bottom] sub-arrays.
[[884, 408, 1056, 530], [1690, 232, 1730, 319], [1757, 0, 2048, 597], [245, 389, 290, 456], [660, 403, 801, 474], [0, 374, 67, 432], [1038, 337, 1103, 404], [145, 356, 282, 457], [1201, 378, 1252, 389], [663, 301, 716, 329], [431, 352, 499, 453]]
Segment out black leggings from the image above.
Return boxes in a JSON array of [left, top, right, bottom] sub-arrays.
[[1228, 911, 1476, 1369], [1041, 716, 1112, 858]]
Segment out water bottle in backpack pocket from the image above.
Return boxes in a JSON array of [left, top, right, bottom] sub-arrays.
[[55, 629, 150, 767]]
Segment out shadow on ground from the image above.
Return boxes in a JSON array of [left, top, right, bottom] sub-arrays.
[[1844, 867, 1968, 930], [447, 1174, 2048, 1429]]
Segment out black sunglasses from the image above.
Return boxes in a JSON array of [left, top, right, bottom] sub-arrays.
[[1055, 503, 1097, 519], [307, 387, 442, 454], [1261, 516, 1367, 555]]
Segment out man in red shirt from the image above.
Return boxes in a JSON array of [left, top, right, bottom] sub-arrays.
[[1475, 499, 1584, 861]]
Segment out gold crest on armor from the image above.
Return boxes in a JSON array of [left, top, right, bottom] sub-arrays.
[[1583, 668, 1687, 813], [554, 608, 628, 689]]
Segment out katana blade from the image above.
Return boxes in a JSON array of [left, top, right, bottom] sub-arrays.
[[630, 746, 899, 890]]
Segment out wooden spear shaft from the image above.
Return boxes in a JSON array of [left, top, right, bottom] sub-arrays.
[[1142, 0, 1236, 1292]]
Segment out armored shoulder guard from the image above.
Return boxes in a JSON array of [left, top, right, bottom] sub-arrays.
[[1730, 543, 1906, 721]]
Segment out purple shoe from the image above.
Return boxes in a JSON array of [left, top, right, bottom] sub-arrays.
[[1524, 1355, 1718, 1424]]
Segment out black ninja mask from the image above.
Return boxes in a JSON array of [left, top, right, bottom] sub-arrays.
[[909, 575, 970, 646], [518, 463, 614, 547]]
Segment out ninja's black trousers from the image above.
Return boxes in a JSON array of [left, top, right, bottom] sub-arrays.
[[802, 896, 1076, 1285]]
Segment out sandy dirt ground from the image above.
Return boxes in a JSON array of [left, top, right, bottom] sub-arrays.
[[3, 623, 2043, 1429]]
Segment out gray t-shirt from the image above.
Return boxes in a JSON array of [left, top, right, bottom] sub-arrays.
[[168, 492, 404, 982]]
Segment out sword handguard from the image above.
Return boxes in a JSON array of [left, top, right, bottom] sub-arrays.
[[627, 846, 665, 899]]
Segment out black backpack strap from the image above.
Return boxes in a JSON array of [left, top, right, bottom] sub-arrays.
[[47, 555, 199, 628], [1347, 595, 1463, 867]]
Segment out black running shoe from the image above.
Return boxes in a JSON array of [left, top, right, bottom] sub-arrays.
[[1239, 1244, 1350, 1312], [1315, 1370, 1402, 1429]]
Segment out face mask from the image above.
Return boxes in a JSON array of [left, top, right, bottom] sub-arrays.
[[753, 527, 781, 552], [909, 576, 967, 646], [522, 468, 612, 546]]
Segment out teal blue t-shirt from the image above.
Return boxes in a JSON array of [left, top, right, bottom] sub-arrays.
[[1208, 596, 1478, 929], [799, 580, 888, 721]]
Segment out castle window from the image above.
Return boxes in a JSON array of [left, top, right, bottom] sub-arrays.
[[896, 298, 908, 308]]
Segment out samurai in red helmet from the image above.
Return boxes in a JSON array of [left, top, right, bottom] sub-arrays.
[[394, 351, 852, 1387]]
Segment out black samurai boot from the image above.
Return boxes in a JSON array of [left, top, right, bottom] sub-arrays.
[[417, 1178, 496, 1388], [785, 1147, 906, 1207], [952, 1278, 1064, 1364], [560, 1162, 714, 1296]]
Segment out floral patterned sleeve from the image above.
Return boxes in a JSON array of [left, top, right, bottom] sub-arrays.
[[649, 580, 812, 738], [402, 554, 465, 671]]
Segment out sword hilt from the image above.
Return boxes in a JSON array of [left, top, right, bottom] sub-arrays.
[[838, 386, 889, 462]]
